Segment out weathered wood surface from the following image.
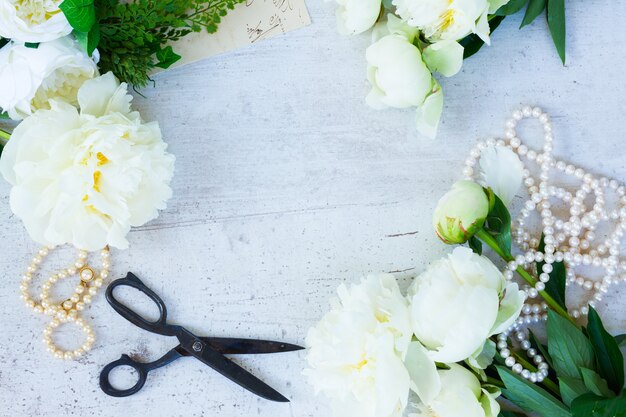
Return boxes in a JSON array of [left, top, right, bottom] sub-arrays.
[[0, 1, 625, 416]]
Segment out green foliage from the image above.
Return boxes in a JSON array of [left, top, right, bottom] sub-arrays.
[[483, 193, 512, 257], [24, 42, 40, 48], [495, 0, 528, 16], [580, 368, 614, 398], [571, 392, 626, 417], [155, 46, 182, 69], [60, 0, 96, 32], [559, 376, 589, 407], [520, 0, 546, 27], [0, 38, 8, 49], [537, 234, 567, 312], [499, 412, 526, 417], [74, 25, 100, 56], [497, 366, 571, 417], [468, 235, 483, 255], [547, 310, 595, 379], [547, 0, 566, 64], [586, 307, 625, 394], [460, 16, 505, 59], [93, 0, 246, 87]]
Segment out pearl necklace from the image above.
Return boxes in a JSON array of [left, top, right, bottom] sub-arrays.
[[463, 106, 625, 383], [19, 246, 110, 360]]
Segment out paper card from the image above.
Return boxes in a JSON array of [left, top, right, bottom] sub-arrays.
[[163, 0, 311, 70]]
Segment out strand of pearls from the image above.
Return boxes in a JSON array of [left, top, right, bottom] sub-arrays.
[[463, 106, 625, 384], [19, 246, 110, 360]]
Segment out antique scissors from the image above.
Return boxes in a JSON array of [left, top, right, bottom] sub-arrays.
[[99, 272, 303, 401]]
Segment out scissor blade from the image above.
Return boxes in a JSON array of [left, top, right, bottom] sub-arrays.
[[194, 345, 289, 402], [202, 337, 305, 355]]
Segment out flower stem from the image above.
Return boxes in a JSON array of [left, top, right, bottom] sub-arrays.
[[0, 129, 10, 142], [475, 229, 574, 324]]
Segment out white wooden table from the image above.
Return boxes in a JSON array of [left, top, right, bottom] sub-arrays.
[[1, 1, 625, 416]]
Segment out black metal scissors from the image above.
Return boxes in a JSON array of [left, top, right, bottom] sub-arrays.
[[100, 272, 303, 401]]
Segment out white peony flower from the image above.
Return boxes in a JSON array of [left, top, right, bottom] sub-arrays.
[[478, 145, 524, 206], [366, 15, 447, 138], [408, 247, 525, 363], [0, 72, 176, 251], [332, 0, 382, 35], [0, 37, 99, 120], [304, 274, 413, 417], [0, 0, 72, 43], [433, 180, 489, 244], [410, 364, 501, 417], [392, 0, 491, 44]]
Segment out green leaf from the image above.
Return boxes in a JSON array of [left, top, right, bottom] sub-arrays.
[[581, 367, 615, 398], [520, 0, 546, 27], [616, 334, 626, 348], [495, 0, 528, 16], [484, 194, 512, 257], [537, 234, 567, 312], [155, 45, 182, 69], [497, 366, 570, 417], [499, 412, 526, 417], [468, 235, 483, 255], [24, 42, 39, 48], [0, 111, 8, 119], [74, 24, 100, 56], [0, 38, 8, 49], [460, 16, 506, 59], [586, 307, 625, 394], [547, 310, 595, 379], [547, 0, 566, 64], [559, 376, 589, 407], [59, 0, 96, 33], [571, 392, 626, 417]]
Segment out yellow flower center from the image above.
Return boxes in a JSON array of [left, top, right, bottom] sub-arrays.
[[14, 0, 62, 25], [93, 171, 102, 193]]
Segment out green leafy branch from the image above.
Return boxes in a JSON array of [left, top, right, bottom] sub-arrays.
[[461, 0, 567, 64], [60, 0, 246, 87]]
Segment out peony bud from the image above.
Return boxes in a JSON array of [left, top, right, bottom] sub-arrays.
[[433, 180, 489, 244]]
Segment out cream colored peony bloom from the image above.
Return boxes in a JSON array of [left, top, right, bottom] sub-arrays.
[[0, 37, 99, 120], [408, 247, 525, 363], [478, 145, 524, 206], [410, 364, 501, 417], [332, 0, 382, 35], [0, 72, 175, 251], [392, 0, 491, 44], [0, 0, 72, 43], [304, 274, 412, 417], [366, 15, 458, 138]]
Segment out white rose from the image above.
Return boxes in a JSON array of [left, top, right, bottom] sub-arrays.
[[433, 180, 489, 244], [0, 72, 175, 251], [332, 0, 382, 35], [408, 247, 525, 363], [0, 37, 98, 120], [478, 144, 523, 206], [0, 0, 72, 43], [392, 0, 491, 44], [304, 274, 412, 417], [411, 364, 501, 417]]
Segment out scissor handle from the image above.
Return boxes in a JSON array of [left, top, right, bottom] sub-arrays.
[[100, 349, 183, 397], [106, 273, 177, 337], [99, 354, 149, 397]]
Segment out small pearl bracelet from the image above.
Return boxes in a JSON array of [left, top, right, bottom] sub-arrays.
[[464, 106, 625, 383], [19, 246, 110, 360]]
